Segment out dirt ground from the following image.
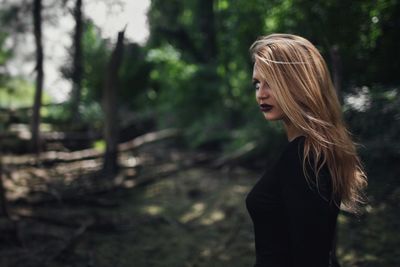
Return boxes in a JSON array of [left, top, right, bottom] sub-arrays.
[[1, 140, 399, 267]]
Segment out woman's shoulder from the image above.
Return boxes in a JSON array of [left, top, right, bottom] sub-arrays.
[[278, 135, 306, 165], [277, 135, 329, 178], [276, 135, 335, 202]]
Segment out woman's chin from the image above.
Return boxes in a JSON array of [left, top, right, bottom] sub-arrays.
[[263, 113, 282, 121]]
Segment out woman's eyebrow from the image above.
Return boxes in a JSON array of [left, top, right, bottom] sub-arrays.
[[252, 79, 260, 86]]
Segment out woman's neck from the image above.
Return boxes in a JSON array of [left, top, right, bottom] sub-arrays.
[[283, 119, 303, 142]]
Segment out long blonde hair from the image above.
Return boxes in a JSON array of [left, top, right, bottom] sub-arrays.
[[250, 33, 367, 214]]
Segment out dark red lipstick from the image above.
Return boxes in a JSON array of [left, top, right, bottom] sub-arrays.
[[259, 103, 273, 112]]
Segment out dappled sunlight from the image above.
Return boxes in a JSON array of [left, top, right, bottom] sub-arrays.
[[231, 184, 250, 194], [121, 179, 136, 188], [142, 205, 164, 216], [119, 154, 140, 168], [217, 253, 232, 261], [0, 0, 398, 266], [200, 247, 212, 257], [338, 248, 358, 264], [54, 159, 103, 175], [200, 210, 225, 225], [338, 248, 380, 266], [12, 207, 33, 217], [180, 202, 206, 223], [5, 180, 30, 201], [337, 214, 348, 224], [365, 202, 387, 214]]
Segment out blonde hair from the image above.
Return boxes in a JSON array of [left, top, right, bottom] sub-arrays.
[[250, 33, 367, 214]]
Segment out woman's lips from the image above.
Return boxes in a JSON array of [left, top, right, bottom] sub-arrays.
[[259, 104, 273, 112]]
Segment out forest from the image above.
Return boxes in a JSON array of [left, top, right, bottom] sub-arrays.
[[0, 0, 399, 266]]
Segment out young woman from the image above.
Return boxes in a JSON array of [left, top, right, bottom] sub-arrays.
[[245, 34, 368, 267]]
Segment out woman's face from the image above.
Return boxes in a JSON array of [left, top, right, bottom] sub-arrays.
[[252, 63, 285, 121]]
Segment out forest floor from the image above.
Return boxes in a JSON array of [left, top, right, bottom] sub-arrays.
[[1, 135, 399, 267]]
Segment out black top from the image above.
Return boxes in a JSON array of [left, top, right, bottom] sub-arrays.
[[246, 135, 341, 267]]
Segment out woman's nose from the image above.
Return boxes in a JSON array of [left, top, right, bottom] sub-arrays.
[[257, 85, 269, 99]]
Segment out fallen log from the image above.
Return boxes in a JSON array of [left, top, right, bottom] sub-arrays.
[[2, 128, 182, 166], [9, 150, 214, 207]]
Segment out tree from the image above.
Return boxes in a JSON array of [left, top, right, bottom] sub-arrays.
[[0, 159, 9, 219], [70, 0, 83, 122], [31, 0, 44, 153], [102, 28, 125, 176]]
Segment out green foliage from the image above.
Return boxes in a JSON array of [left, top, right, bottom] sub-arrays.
[[146, 0, 271, 148], [56, 19, 109, 127], [0, 78, 51, 109], [0, 28, 13, 93], [118, 42, 151, 110], [0, 1, 399, 265], [144, 0, 400, 152], [76, 20, 151, 124], [146, 44, 199, 126], [146, 43, 241, 148], [80, 20, 110, 103], [93, 139, 106, 152], [41, 103, 72, 126], [0, 32, 12, 66], [257, 0, 400, 85], [2, 0, 400, 156]]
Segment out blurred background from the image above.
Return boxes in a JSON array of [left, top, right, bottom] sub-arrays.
[[0, 0, 399, 266]]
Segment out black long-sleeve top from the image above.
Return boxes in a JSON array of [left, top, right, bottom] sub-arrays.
[[246, 135, 341, 267]]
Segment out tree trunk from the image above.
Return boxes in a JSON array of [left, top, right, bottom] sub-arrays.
[[197, 0, 217, 63], [0, 160, 9, 218], [330, 45, 343, 105], [31, 0, 44, 154], [71, 0, 83, 122], [102, 29, 125, 176]]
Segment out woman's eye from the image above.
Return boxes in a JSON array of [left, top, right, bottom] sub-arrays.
[[253, 81, 260, 90]]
